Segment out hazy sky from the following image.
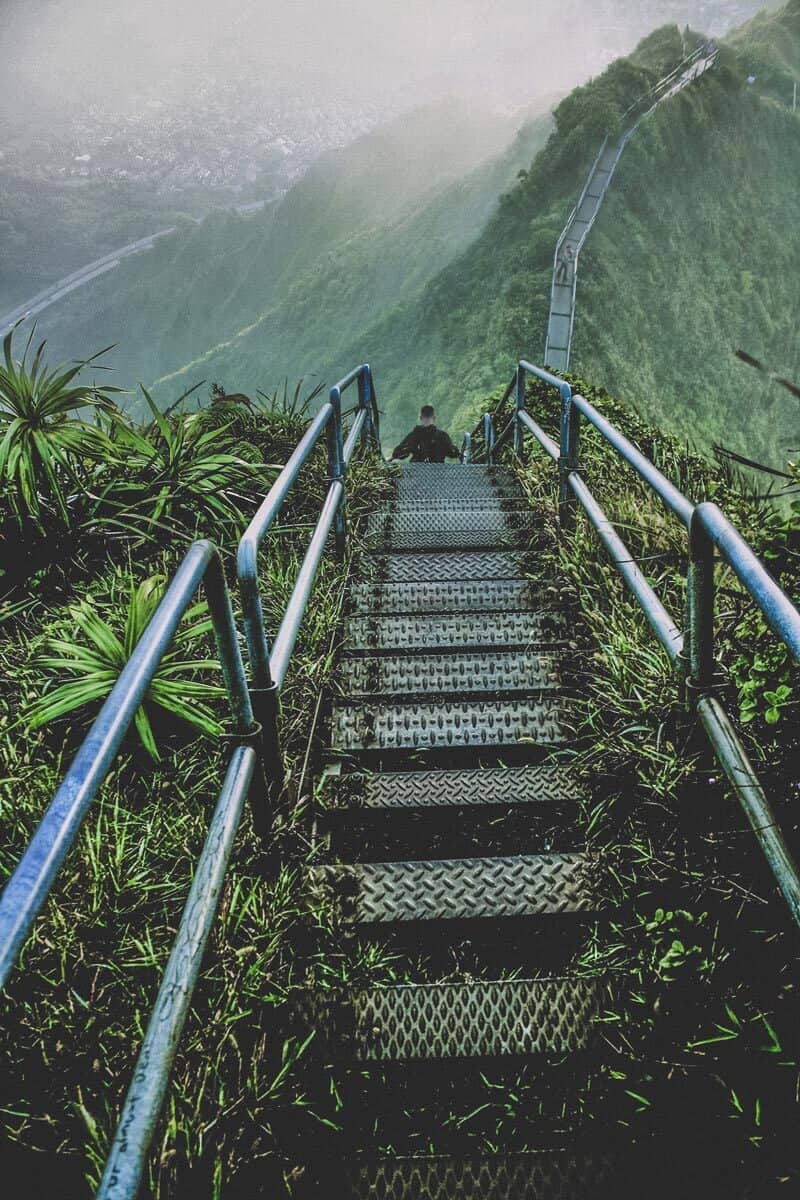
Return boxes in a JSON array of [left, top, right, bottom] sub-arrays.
[[1, 0, 692, 118]]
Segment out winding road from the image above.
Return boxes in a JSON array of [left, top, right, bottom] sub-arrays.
[[0, 198, 269, 337]]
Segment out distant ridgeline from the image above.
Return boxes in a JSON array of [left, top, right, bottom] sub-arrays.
[[32, 3, 800, 464]]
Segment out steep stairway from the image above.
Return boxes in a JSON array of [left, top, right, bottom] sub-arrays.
[[298, 461, 610, 1197], [544, 42, 718, 371]]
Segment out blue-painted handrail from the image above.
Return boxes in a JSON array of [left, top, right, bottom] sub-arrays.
[[0, 366, 381, 1198], [510, 358, 800, 927], [236, 363, 377, 803], [0, 541, 255, 991]]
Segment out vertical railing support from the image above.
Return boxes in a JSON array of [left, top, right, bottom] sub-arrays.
[[328, 385, 347, 559], [483, 412, 495, 466], [558, 382, 579, 530], [358, 364, 377, 450], [513, 365, 526, 461], [687, 504, 717, 696]]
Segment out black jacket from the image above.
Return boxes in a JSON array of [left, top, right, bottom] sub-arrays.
[[391, 424, 459, 463]]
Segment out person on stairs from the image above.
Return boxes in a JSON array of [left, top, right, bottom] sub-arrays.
[[391, 404, 460, 463], [556, 243, 575, 285]]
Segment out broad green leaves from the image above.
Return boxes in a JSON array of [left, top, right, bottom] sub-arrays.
[[27, 573, 224, 759]]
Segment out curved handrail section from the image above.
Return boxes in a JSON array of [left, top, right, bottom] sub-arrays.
[[0, 540, 255, 992], [0, 363, 381, 1198], [236, 363, 378, 803], [511, 357, 800, 928]]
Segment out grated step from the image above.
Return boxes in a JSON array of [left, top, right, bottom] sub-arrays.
[[345, 612, 567, 653], [324, 765, 589, 810], [348, 579, 543, 614], [339, 650, 562, 699], [366, 508, 539, 551], [359, 551, 534, 583], [394, 464, 519, 502], [352, 978, 598, 1060], [307, 852, 595, 923], [331, 698, 565, 751], [345, 1150, 609, 1199]]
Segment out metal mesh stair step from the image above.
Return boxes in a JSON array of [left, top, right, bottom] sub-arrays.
[[345, 612, 567, 653], [348, 579, 545, 614], [339, 650, 562, 699], [394, 464, 519, 501], [331, 697, 565, 751], [307, 852, 595, 923], [366, 508, 539, 551], [324, 765, 589, 810], [344, 1150, 610, 1199], [359, 551, 535, 583], [326, 977, 600, 1061]]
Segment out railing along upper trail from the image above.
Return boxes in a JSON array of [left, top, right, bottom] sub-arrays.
[[545, 41, 719, 372]]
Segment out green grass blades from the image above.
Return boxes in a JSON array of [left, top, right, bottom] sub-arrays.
[[25, 571, 224, 759]]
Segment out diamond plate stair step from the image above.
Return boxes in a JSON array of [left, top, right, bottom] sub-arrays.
[[325, 765, 589, 810], [348, 579, 544, 614], [307, 853, 595, 922], [344, 1150, 610, 1199], [350, 978, 599, 1060], [331, 698, 565, 751], [339, 651, 563, 699], [359, 551, 535, 583], [366, 508, 539, 551], [394, 464, 519, 502], [345, 612, 568, 653]]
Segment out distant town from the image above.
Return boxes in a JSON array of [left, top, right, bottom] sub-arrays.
[[0, 77, 385, 200]]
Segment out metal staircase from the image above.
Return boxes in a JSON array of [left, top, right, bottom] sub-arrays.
[[545, 42, 719, 371], [302, 461, 604, 1196], [2, 359, 799, 1198]]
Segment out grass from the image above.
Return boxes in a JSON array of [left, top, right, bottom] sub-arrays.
[[0, 361, 392, 1196], [485, 372, 800, 1191], [2, 345, 798, 1194]]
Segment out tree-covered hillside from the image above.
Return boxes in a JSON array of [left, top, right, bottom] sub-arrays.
[[32, 99, 552, 413], [324, 7, 799, 458]]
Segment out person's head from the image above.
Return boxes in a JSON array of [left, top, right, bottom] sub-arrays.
[[419, 405, 435, 427]]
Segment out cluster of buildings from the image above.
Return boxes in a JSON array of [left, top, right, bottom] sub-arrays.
[[0, 79, 383, 198]]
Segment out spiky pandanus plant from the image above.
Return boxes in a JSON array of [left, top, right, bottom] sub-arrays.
[[0, 324, 120, 527]]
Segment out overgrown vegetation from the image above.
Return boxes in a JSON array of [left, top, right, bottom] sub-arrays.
[[0, 329, 389, 1196], [467, 370, 799, 1193]]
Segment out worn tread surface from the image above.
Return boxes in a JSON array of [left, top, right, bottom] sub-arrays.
[[344, 1151, 610, 1199], [366, 508, 540, 551], [325, 766, 589, 810], [307, 853, 594, 922], [394, 464, 518, 502], [339, 651, 563, 698], [351, 978, 599, 1060], [344, 612, 567, 653], [348, 579, 543, 615], [331, 698, 566, 750], [358, 551, 534, 584]]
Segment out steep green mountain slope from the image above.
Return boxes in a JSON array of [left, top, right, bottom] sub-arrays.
[[34, 99, 550, 404], [317, 9, 798, 458], [151, 112, 552, 402]]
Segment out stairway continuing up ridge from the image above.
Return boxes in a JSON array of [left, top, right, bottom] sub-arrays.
[[544, 43, 718, 372], [297, 461, 608, 1198]]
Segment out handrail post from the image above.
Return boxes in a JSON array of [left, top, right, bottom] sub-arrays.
[[687, 504, 719, 700], [358, 364, 377, 450], [558, 382, 579, 530], [461, 432, 471, 464], [513, 366, 526, 461], [482, 412, 495, 466], [328, 385, 347, 559]]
